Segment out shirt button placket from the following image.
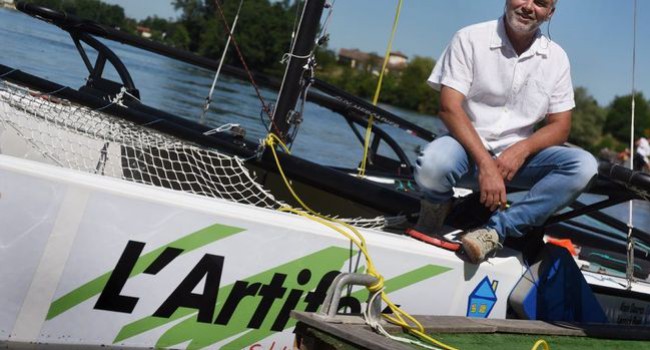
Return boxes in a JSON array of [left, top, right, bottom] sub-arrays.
[[512, 59, 521, 94], [499, 59, 518, 138]]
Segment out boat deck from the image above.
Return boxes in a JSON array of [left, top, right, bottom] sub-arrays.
[[292, 311, 650, 350]]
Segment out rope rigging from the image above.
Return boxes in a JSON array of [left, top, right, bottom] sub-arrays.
[[275, 0, 336, 149], [199, 0, 245, 125], [211, 0, 282, 136], [201, 2, 537, 348], [358, 0, 403, 177], [255, 2, 457, 349], [263, 133, 457, 350], [286, 61, 313, 149]]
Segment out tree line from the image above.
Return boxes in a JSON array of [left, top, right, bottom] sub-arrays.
[[21, 0, 650, 154], [22, 0, 127, 27], [316, 51, 650, 154]]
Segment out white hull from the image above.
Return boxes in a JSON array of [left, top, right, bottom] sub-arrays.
[[0, 154, 527, 349], [1, 155, 649, 349]]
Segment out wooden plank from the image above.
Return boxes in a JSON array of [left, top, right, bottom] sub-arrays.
[[382, 315, 498, 334], [292, 311, 412, 350], [472, 318, 650, 340], [472, 319, 586, 336], [387, 315, 650, 339], [292, 312, 650, 350]]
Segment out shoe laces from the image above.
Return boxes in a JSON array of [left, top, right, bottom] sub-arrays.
[[476, 231, 498, 245], [474, 230, 502, 254]]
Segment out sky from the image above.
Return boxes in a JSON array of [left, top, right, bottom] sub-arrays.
[[102, 0, 649, 107]]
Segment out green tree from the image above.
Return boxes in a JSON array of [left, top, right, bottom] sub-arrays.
[[168, 23, 192, 50], [99, 3, 126, 27], [172, 0, 210, 52], [569, 87, 606, 151], [140, 16, 172, 33], [394, 56, 438, 114], [375, 73, 399, 105], [318, 56, 440, 116], [365, 53, 382, 73], [25, 0, 125, 27], [172, 0, 295, 73], [603, 93, 650, 142], [173, 0, 209, 20], [330, 67, 376, 97], [314, 48, 337, 70], [121, 17, 138, 33]]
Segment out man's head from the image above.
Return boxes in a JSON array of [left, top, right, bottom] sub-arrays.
[[504, 0, 556, 35]]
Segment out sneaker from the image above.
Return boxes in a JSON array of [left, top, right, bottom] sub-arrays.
[[461, 228, 501, 264]]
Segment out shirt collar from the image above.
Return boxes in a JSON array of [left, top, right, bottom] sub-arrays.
[[491, 16, 549, 58]]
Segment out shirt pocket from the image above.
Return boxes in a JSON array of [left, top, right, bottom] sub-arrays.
[[522, 79, 550, 122]]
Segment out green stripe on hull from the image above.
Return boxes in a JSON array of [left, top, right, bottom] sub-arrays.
[[44, 221, 453, 350], [219, 264, 452, 350], [117, 246, 352, 347], [46, 223, 244, 320]]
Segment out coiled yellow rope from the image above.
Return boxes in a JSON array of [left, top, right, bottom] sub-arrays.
[[358, 0, 403, 177], [532, 339, 550, 350], [264, 134, 457, 350]]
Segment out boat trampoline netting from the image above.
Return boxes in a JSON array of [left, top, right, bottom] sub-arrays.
[[0, 79, 387, 229]]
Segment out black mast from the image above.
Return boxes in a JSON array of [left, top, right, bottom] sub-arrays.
[[271, 0, 326, 141]]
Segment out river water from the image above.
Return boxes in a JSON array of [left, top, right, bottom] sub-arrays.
[[0, 7, 439, 169], [1, 7, 649, 233]]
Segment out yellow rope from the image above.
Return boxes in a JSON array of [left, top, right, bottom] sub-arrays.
[[264, 133, 457, 350], [532, 339, 550, 350], [358, 0, 403, 177]]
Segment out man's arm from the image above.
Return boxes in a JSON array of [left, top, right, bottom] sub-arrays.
[[496, 111, 572, 181], [439, 85, 506, 211]]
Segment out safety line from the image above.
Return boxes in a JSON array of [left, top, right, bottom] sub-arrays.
[[358, 0, 403, 177], [264, 133, 458, 350]]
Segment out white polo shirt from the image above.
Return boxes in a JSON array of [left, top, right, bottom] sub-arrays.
[[428, 17, 575, 154]]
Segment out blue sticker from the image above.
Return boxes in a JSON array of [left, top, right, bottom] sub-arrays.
[[467, 276, 498, 318]]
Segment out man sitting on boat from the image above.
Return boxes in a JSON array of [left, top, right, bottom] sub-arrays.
[[410, 0, 598, 264]]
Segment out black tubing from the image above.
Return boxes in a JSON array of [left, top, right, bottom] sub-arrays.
[[599, 161, 650, 197]]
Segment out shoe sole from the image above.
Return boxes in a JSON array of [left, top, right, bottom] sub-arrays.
[[461, 237, 483, 264]]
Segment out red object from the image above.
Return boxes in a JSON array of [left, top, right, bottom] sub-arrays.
[[547, 237, 577, 256], [406, 228, 461, 252]]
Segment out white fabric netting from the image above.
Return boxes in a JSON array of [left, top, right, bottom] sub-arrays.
[[0, 79, 389, 229]]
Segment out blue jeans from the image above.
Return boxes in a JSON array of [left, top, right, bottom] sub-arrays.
[[414, 135, 599, 240]]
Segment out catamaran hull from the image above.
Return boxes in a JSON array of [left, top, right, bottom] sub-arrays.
[[0, 155, 649, 349], [0, 155, 524, 349]]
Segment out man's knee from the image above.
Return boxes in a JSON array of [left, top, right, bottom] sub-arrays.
[[566, 148, 599, 190], [415, 156, 458, 191], [414, 137, 467, 192]]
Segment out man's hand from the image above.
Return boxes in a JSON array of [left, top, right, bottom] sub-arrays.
[[478, 161, 507, 211], [496, 142, 531, 181]]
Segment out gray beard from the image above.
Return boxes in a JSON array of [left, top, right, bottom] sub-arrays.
[[505, 10, 542, 34]]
